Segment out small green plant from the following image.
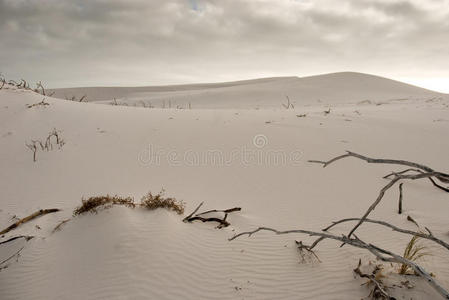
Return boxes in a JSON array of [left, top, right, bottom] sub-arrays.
[[73, 195, 135, 216], [398, 235, 430, 275], [140, 190, 185, 215]]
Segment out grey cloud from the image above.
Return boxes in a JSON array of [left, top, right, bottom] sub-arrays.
[[0, 0, 448, 88]]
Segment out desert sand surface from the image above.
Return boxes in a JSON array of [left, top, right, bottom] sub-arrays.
[[1, 74, 449, 299], [49, 72, 445, 109]]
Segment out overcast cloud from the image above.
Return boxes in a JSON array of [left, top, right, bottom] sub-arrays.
[[0, 0, 448, 91]]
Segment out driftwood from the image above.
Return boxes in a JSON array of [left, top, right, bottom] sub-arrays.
[[183, 202, 241, 228], [353, 259, 393, 299], [229, 227, 449, 299], [398, 183, 404, 214], [0, 209, 60, 235], [308, 151, 449, 184], [322, 218, 449, 251], [309, 151, 449, 237]]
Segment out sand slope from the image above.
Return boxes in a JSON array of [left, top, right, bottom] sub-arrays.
[[49, 72, 445, 109], [1, 82, 449, 299]]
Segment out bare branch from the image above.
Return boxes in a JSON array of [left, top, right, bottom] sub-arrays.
[[323, 218, 449, 251], [229, 227, 449, 299], [348, 171, 444, 238], [309, 151, 449, 184], [182, 202, 204, 222]]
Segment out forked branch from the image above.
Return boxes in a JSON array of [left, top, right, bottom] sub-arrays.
[[229, 227, 449, 299]]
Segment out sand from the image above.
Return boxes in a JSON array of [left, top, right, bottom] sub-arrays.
[[1, 73, 449, 299]]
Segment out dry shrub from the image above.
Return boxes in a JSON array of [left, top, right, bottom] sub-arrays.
[[398, 235, 430, 275], [73, 195, 135, 216], [140, 190, 185, 215]]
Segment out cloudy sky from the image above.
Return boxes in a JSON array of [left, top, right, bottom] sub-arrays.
[[1, 0, 448, 92]]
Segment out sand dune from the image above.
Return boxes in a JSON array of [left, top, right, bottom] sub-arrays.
[[49, 72, 445, 109], [1, 79, 449, 299]]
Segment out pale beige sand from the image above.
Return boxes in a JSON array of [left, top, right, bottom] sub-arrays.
[[1, 76, 448, 299]]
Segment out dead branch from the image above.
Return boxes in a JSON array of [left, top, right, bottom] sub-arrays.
[[353, 259, 392, 299], [229, 227, 449, 299], [182, 202, 204, 222], [322, 218, 449, 251], [27, 99, 50, 108], [184, 203, 241, 228], [407, 216, 419, 228], [384, 168, 449, 193], [347, 171, 443, 238], [398, 183, 404, 214], [0, 236, 34, 245], [308, 151, 449, 184], [0, 209, 60, 235], [195, 207, 241, 216]]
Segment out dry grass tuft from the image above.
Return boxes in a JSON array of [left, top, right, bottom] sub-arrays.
[[399, 235, 430, 275], [73, 195, 135, 216], [140, 190, 185, 215]]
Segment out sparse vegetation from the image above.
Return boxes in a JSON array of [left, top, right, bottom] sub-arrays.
[[27, 98, 50, 108], [282, 96, 294, 109], [65, 95, 87, 102], [73, 195, 135, 216], [140, 190, 185, 214], [399, 235, 430, 275], [26, 128, 65, 162]]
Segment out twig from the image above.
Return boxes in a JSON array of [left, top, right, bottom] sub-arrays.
[[0, 209, 60, 235], [184, 203, 241, 228], [398, 183, 404, 214], [52, 219, 71, 233], [182, 202, 204, 222]]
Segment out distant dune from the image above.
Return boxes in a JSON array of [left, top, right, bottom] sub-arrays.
[[49, 72, 445, 109]]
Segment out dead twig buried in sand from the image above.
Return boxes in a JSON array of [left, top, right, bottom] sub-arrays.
[[183, 202, 241, 228], [0, 209, 60, 235], [229, 227, 449, 299]]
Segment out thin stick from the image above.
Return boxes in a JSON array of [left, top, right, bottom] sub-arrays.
[[398, 183, 404, 214], [182, 202, 204, 222]]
